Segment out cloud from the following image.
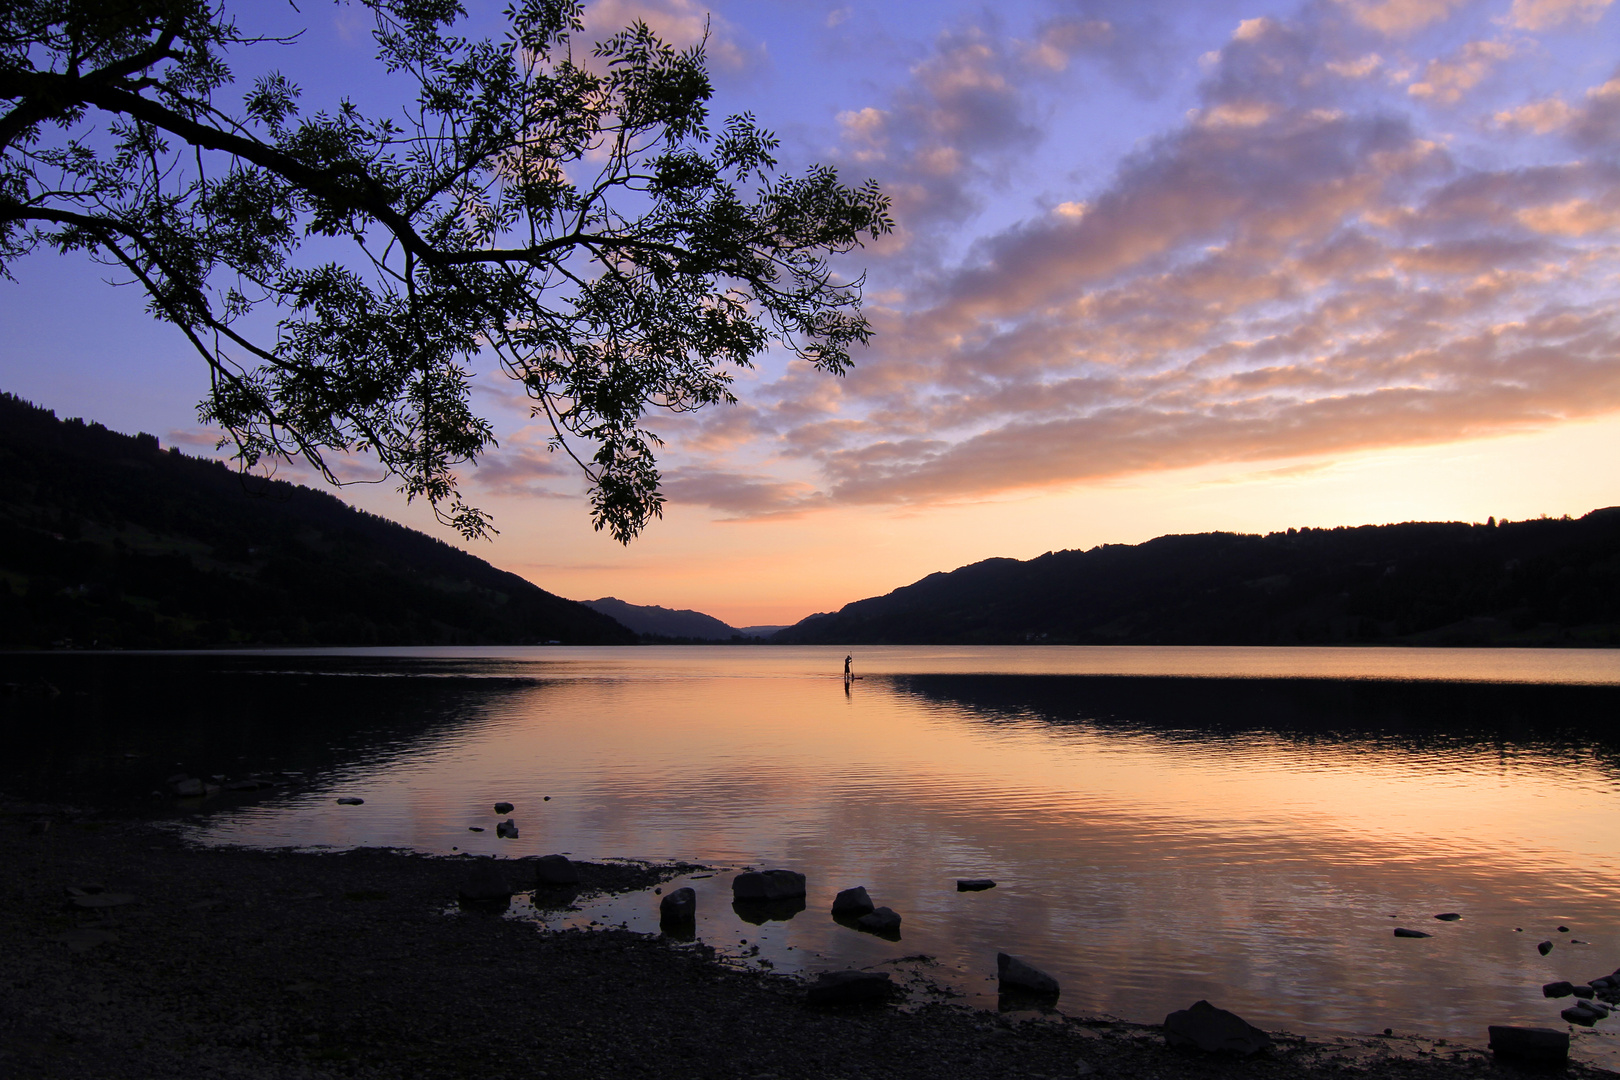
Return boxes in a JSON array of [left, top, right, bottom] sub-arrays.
[[830, 24, 1045, 233], [672, 2, 1620, 517], [1407, 40, 1516, 105], [1331, 0, 1470, 36], [467, 429, 575, 498], [659, 467, 823, 516], [579, 0, 764, 72], [1502, 0, 1614, 31]]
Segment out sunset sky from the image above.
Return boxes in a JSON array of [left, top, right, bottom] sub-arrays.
[[4, 0, 1619, 627]]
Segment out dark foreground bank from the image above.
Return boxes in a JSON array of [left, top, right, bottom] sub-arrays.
[[1, 801, 1602, 1080]]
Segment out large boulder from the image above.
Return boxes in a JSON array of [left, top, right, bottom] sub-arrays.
[[831, 886, 875, 917], [1163, 1000, 1272, 1056], [997, 953, 1059, 998], [1488, 1025, 1569, 1064], [805, 971, 892, 1007], [733, 869, 806, 902], [534, 854, 581, 887]]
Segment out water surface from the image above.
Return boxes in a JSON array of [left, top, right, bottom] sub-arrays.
[[9, 645, 1620, 1062]]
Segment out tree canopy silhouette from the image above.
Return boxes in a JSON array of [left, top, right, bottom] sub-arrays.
[[1, 0, 891, 541]]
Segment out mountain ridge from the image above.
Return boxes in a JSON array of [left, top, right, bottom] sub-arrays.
[[583, 596, 783, 641], [0, 392, 635, 648], [774, 511, 1620, 647]]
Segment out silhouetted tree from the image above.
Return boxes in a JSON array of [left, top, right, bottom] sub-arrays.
[[1, 0, 890, 540]]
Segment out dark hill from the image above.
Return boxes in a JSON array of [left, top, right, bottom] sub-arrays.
[[0, 393, 635, 648], [583, 597, 739, 640], [775, 512, 1620, 647]]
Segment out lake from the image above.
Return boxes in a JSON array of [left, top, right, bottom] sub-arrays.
[[8, 645, 1620, 1062]]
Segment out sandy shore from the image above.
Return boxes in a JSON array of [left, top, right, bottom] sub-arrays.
[[0, 799, 1597, 1080]]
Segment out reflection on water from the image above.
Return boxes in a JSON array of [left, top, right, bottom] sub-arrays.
[[9, 645, 1620, 1062]]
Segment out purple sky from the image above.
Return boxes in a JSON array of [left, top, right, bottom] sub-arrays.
[[4, 0, 1619, 624]]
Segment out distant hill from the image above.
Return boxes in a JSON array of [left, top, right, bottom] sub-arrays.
[[774, 512, 1620, 647], [0, 393, 636, 648], [582, 597, 781, 641]]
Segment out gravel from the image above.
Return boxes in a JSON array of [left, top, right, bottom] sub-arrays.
[[1, 800, 1591, 1080]]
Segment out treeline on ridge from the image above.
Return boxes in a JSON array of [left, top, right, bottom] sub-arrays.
[[775, 511, 1620, 647], [0, 393, 634, 649]]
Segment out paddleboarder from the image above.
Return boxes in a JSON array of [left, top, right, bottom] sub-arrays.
[[844, 654, 853, 680]]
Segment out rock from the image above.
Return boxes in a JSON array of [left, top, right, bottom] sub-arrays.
[[1488, 1025, 1568, 1064], [957, 879, 997, 891], [1433, 912, 1461, 921], [1592, 976, 1616, 990], [659, 887, 696, 921], [805, 971, 892, 1007], [468, 826, 484, 832], [1544, 981, 1575, 998], [997, 953, 1059, 998], [1163, 1000, 1273, 1056], [173, 778, 205, 798], [495, 818, 518, 838], [1574, 984, 1595, 999], [732, 897, 806, 924], [732, 869, 806, 902], [1559, 925, 1570, 933], [1539, 940, 1554, 955], [493, 802, 514, 814], [831, 886, 875, 917], [1393, 928, 1430, 938], [336, 797, 364, 805], [1562, 1006, 1599, 1026], [533, 854, 580, 887], [1576, 1000, 1609, 1018], [457, 862, 512, 903], [856, 907, 902, 935]]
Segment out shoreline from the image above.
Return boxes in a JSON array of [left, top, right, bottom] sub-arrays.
[[3, 799, 1601, 1080]]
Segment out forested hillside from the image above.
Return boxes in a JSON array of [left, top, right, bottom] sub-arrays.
[[776, 511, 1620, 646], [0, 394, 635, 648]]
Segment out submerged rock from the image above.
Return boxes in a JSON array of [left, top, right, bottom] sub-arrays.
[[335, 797, 364, 806], [493, 802, 514, 814], [1163, 1000, 1273, 1056], [732, 869, 806, 902], [659, 886, 696, 922], [805, 970, 892, 1007], [495, 818, 518, 838], [1539, 940, 1554, 955], [957, 879, 996, 892], [1488, 1025, 1568, 1064], [856, 907, 902, 936], [831, 886, 875, 918], [173, 778, 205, 798], [1393, 928, 1431, 938], [1433, 912, 1461, 921], [1562, 1006, 1599, 1026], [997, 953, 1059, 998]]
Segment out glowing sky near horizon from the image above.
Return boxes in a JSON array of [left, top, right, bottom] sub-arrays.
[[3, 0, 1620, 627]]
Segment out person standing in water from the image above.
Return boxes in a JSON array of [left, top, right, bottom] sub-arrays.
[[844, 654, 853, 680]]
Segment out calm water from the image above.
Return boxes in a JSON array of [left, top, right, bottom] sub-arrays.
[[10, 645, 1620, 1061]]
